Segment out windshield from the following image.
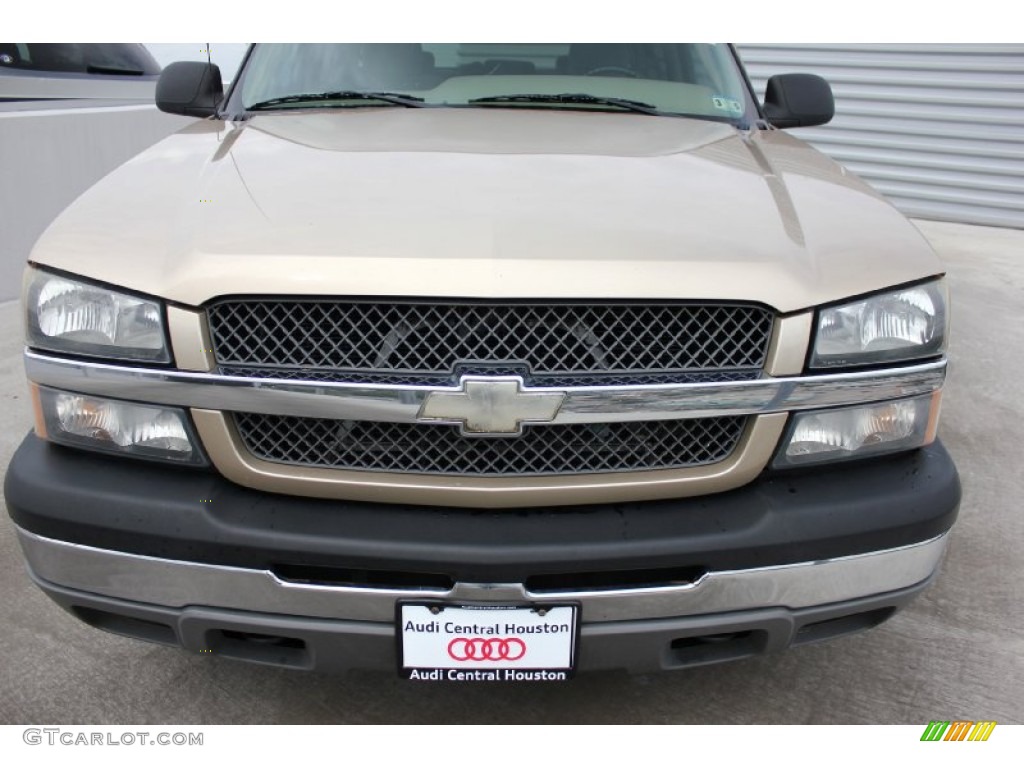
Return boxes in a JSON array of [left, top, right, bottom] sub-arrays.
[[230, 44, 754, 123]]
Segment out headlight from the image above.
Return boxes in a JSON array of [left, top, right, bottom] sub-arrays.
[[811, 279, 948, 369], [774, 393, 941, 468], [25, 267, 169, 363], [33, 386, 206, 465]]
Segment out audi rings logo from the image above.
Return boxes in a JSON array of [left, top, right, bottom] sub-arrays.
[[448, 637, 527, 662]]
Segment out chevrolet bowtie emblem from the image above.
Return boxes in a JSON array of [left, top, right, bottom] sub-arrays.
[[418, 376, 565, 436]]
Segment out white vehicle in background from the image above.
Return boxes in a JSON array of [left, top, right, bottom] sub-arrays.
[[0, 43, 161, 104]]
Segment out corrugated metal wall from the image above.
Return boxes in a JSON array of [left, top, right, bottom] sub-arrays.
[[737, 44, 1024, 229]]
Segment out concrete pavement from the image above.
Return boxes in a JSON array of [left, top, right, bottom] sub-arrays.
[[1, 218, 1021, 724]]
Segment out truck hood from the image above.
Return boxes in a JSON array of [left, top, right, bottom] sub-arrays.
[[31, 108, 943, 312]]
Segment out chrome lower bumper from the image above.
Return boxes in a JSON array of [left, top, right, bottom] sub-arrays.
[[17, 527, 948, 623]]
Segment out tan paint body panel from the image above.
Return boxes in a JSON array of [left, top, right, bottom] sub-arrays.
[[29, 109, 943, 311]]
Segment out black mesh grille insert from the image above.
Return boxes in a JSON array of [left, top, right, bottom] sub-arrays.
[[233, 414, 746, 476], [207, 299, 773, 379]]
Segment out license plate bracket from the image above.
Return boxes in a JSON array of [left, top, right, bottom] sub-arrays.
[[397, 602, 579, 681]]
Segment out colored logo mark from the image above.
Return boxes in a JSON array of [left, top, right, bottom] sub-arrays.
[[920, 721, 996, 742]]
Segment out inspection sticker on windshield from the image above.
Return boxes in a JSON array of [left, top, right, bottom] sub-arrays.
[[398, 603, 578, 681], [712, 95, 744, 114]]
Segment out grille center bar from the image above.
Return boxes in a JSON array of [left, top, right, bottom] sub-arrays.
[[25, 352, 947, 424]]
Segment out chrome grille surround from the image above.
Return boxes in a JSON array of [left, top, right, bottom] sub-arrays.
[[232, 413, 747, 476]]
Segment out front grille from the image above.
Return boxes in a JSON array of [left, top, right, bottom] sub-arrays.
[[233, 414, 746, 476], [208, 299, 772, 382], [213, 299, 769, 481]]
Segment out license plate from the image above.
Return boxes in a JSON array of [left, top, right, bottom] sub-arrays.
[[398, 603, 579, 681]]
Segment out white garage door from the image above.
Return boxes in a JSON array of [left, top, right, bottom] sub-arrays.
[[737, 44, 1024, 229]]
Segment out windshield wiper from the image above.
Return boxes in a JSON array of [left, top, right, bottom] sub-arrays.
[[246, 91, 426, 112], [85, 64, 146, 76], [467, 93, 661, 116]]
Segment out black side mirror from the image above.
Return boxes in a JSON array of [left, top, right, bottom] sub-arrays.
[[762, 74, 834, 128], [156, 61, 223, 117]]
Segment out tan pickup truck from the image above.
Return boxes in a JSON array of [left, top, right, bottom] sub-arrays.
[[6, 44, 959, 680]]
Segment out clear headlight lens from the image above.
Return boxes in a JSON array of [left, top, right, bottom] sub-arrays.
[[774, 393, 940, 468], [35, 387, 205, 465], [811, 280, 947, 368], [26, 267, 169, 362]]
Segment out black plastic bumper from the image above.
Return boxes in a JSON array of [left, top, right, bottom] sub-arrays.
[[5, 434, 960, 583]]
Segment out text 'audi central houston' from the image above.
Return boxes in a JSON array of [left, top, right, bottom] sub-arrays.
[[6, 43, 959, 678]]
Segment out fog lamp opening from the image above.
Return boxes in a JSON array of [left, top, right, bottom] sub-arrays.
[[775, 393, 939, 468], [36, 387, 205, 465]]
